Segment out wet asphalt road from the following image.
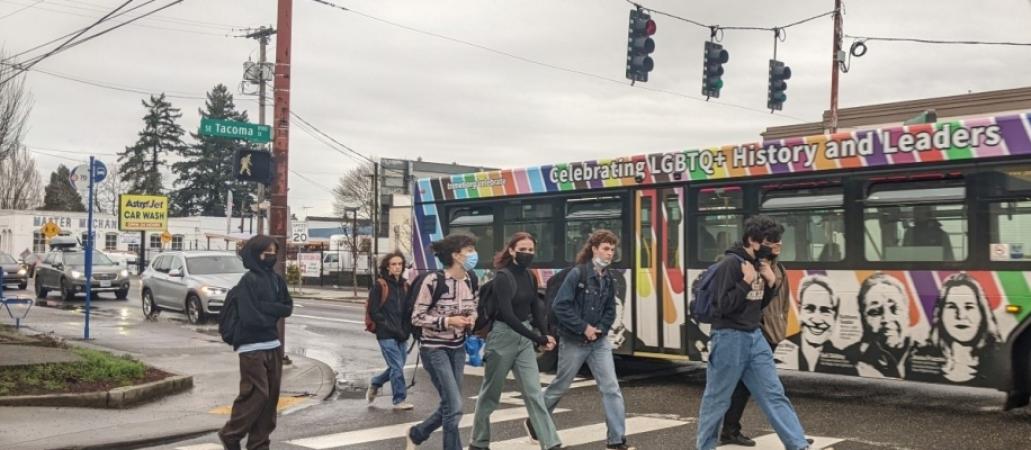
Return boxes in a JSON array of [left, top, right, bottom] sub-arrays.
[[5, 282, 1031, 449]]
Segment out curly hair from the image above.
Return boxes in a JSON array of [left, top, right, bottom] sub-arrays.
[[430, 233, 477, 268], [575, 229, 619, 265], [377, 250, 407, 279]]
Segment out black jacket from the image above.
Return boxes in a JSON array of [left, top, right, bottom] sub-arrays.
[[710, 245, 774, 332], [493, 264, 548, 346], [369, 274, 410, 341], [233, 247, 293, 350]]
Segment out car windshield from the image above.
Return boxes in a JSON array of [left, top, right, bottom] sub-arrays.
[[186, 255, 246, 274], [0, 254, 15, 264], [64, 252, 116, 266]]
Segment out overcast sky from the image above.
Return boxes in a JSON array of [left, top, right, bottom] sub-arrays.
[[4, 0, 1031, 216]]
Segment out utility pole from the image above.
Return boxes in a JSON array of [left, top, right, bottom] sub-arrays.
[[242, 26, 276, 235], [829, 0, 843, 132], [270, 0, 292, 363]]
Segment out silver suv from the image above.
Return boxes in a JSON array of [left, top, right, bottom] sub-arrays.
[[35, 244, 130, 301], [140, 251, 246, 324]]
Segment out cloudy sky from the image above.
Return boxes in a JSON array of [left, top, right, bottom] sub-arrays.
[[4, 0, 1031, 216]]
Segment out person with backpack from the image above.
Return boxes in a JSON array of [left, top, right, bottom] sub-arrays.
[[469, 232, 561, 450], [538, 229, 634, 450], [718, 225, 788, 447], [406, 234, 479, 450], [365, 250, 414, 411], [695, 215, 810, 450], [218, 235, 293, 450]]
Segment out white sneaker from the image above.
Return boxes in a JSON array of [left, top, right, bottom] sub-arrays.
[[393, 402, 415, 411], [366, 385, 379, 404], [405, 427, 418, 449]]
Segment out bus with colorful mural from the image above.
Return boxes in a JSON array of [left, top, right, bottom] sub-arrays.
[[410, 111, 1031, 406]]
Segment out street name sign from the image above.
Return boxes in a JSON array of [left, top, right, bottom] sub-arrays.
[[200, 117, 271, 143]]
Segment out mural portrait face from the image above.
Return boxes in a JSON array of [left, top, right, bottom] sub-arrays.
[[941, 284, 983, 345], [799, 282, 837, 347], [861, 281, 909, 350]]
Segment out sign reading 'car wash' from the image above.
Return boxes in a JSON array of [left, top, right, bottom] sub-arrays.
[[118, 194, 169, 231]]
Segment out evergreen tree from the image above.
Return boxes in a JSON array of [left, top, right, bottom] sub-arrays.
[[118, 93, 186, 196], [170, 84, 255, 217], [42, 165, 85, 211]]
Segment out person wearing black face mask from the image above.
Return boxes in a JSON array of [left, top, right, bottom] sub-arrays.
[[219, 235, 294, 450], [470, 232, 561, 450]]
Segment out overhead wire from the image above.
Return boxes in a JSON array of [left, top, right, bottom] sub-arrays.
[[0, 0, 45, 21], [8, 0, 166, 60], [0, 0, 229, 35], [844, 34, 1031, 47]]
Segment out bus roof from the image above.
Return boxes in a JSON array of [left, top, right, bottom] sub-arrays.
[[414, 111, 1031, 203]]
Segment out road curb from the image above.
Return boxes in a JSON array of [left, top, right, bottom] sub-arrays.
[[0, 374, 193, 409]]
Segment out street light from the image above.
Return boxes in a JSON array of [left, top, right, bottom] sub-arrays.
[[344, 207, 359, 296]]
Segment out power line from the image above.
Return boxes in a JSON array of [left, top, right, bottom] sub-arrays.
[[288, 110, 375, 164], [844, 34, 1031, 47], [290, 169, 336, 194], [4, 0, 134, 82], [624, 0, 836, 32], [307, 0, 810, 122], [0, 0, 44, 21], [0, 0, 230, 35], [9, 0, 166, 60], [43, 0, 241, 30], [25, 144, 119, 157], [1, 0, 186, 85]]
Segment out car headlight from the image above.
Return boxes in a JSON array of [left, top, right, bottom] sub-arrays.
[[17, 269, 26, 275], [71, 270, 82, 279], [202, 286, 229, 296], [119, 269, 129, 278]]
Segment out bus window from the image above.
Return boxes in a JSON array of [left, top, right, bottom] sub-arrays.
[[698, 187, 743, 211], [448, 206, 494, 268], [864, 181, 967, 262], [503, 201, 555, 263], [989, 200, 1031, 261], [762, 187, 845, 262], [564, 196, 623, 263], [640, 197, 653, 269], [698, 215, 741, 262], [665, 193, 682, 268]]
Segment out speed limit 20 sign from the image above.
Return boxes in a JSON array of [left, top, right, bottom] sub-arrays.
[[291, 223, 309, 243]]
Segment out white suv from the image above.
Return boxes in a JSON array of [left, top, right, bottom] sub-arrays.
[[140, 251, 246, 324]]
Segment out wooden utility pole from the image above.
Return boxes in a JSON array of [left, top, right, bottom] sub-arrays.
[[829, 0, 843, 132], [272, 0, 293, 362]]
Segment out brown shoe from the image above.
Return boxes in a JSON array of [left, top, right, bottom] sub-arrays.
[[218, 431, 241, 450]]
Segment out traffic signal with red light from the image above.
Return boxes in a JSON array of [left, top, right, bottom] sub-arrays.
[[626, 8, 656, 83]]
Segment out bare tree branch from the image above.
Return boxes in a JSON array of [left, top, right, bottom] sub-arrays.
[[332, 164, 375, 220], [0, 145, 43, 209], [0, 50, 32, 163]]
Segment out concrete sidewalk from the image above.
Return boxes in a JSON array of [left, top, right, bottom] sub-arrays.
[[290, 286, 368, 304], [0, 305, 336, 450]]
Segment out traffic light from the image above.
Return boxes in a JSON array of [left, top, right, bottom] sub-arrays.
[[767, 59, 791, 111], [234, 149, 274, 185], [625, 8, 656, 83], [702, 41, 729, 98]]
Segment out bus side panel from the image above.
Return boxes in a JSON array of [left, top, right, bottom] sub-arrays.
[[767, 269, 1027, 389], [412, 201, 444, 271]]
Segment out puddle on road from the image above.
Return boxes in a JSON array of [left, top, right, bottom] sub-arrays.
[[333, 378, 369, 400]]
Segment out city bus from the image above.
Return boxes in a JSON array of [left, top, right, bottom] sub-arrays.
[[410, 111, 1031, 404]]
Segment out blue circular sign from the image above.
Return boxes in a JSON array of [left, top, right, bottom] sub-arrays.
[[92, 160, 107, 183]]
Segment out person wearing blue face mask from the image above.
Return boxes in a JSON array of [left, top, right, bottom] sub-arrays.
[[407, 234, 480, 450]]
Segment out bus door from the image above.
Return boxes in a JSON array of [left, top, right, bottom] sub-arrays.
[[634, 188, 686, 355]]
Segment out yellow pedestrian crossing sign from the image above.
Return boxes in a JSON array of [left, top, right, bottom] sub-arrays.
[[42, 222, 60, 239]]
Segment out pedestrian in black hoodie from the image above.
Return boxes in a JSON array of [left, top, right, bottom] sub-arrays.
[[695, 215, 810, 450], [366, 250, 414, 410], [219, 235, 293, 450]]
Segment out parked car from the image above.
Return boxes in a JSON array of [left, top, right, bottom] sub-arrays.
[[34, 241, 131, 301], [0, 252, 29, 290], [140, 251, 246, 324], [20, 252, 43, 278]]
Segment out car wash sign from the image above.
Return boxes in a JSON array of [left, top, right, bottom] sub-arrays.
[[118, 195, 169, 231]]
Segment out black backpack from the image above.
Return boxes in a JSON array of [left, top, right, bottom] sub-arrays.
[[407, 270, 479, 341], [543, 264, 591, 335], [472, 269, 539, 337], [218, 285, 242, 347]]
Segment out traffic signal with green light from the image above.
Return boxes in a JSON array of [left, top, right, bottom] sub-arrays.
[[767, 59, 791, 111], [702, 41, 729, 98]]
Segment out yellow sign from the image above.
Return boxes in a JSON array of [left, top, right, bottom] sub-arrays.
[[41, 221, 61, 238], [118, 194, 169, 231], [161, 231, 172, 244]]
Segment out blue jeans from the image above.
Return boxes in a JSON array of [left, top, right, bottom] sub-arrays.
[[697, 328, 808, 450], [371, 338, 408, 404], [409, 346, 466, 450], [543, 336, 627, 446]]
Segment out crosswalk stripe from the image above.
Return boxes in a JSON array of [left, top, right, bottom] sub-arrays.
[[463, 366, 587, 385], [286, 406, 571, 449], [174, 444, 223, 450], [291, 313, 364, 325], [719, 433, 844, 450], [491, 416, 690, 449]]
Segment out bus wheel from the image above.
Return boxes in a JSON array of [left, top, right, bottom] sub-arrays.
[[1005, 339, 1031, 411]]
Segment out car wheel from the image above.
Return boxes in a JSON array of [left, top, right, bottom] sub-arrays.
[[185, 294, 206, 324], [61, 278, 76, 301], [115, 288, 129, 300], [35, 277, 48, 299], [142, 289, 159, 319]]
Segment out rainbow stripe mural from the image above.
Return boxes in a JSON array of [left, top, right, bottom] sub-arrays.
[[414, 112, 1031, 203]]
